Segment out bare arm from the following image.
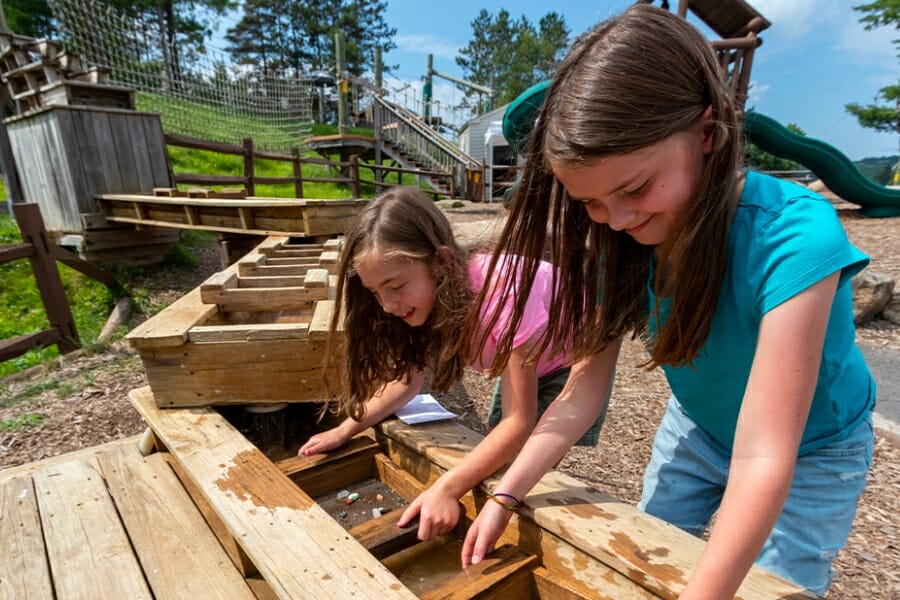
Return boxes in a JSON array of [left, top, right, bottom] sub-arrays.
[[397, 340, 541, 538], [680, 272, 839, 599], [298, 371, 425, 456], [461, 339, 622, 566]]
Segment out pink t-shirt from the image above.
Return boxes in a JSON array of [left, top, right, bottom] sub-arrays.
[[468, 254, 569, 377]]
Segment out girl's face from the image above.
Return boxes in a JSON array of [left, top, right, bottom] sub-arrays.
[[551, 122, 713, 247], [355, 254, 438, 327]]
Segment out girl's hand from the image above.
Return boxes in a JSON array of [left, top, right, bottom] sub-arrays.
[[461, 500, 514, 567], [297, 427, 349, 456], [397, 487, 462, 540]]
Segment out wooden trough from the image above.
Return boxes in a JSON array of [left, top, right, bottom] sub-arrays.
[[0, 386, 819, 599], [125, 236, 344, 407]]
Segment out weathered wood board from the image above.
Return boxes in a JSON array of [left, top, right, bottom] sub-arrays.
[[126, 236, 342, 406], [97, 193, 367, 238], [5, 105, 170, 233]]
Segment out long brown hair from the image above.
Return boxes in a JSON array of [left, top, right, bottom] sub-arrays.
[[468, 4, 742, 374], [328, 187, 472, 420]]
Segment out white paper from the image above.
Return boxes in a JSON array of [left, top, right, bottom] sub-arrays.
[[395, 393, 458, 424]]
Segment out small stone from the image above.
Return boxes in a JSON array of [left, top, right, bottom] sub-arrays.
[[336, 490, 350, 500], [376, 493, 384, 502], [348, 492, 360, 501]]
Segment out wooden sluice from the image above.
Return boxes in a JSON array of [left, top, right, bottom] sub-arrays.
[[96, 193, 368, 239], [0, 236, 820, 599]]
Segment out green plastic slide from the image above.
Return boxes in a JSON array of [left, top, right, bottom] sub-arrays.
[[502, 81, 900, 217], [743, 111, 900, 217]]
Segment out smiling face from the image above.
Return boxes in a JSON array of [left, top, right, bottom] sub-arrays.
[[551, 125, 713, 248], [355, 253, 438, 327]]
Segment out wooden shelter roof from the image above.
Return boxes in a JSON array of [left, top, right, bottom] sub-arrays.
[[687, 0, 770, 38]]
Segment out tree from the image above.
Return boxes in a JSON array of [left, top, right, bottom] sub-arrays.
[[845, 1, 900, 147], [3, 0, 57, 38], [226, 0, 396, 78], [455, 9, 569, 109]]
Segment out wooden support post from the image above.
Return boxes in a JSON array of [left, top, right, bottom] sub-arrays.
[[11, 203, 79, 353], [291, 146, 304, 198], [349, 154, 361, 198], [242, 137, 255, 196]]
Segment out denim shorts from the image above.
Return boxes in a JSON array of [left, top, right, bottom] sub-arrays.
[[638, 396, 873, 595]]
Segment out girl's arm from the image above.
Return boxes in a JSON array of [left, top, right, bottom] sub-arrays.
[[396, 338, 542, 539], [461, 339, 622, 566], [681, 272, 839, 599], [298, 371, 425, 456]]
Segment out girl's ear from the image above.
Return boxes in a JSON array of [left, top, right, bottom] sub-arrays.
[[699, 105, 715, 154]]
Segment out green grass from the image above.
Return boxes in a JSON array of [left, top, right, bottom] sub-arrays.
[[0, 211, 118, 378], [0, 412, 44, 432]]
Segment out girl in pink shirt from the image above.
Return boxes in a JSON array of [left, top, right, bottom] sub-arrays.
[[299, 186, 605, 541]]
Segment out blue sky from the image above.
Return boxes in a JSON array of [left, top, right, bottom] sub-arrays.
[[372, 0, 899, 160]]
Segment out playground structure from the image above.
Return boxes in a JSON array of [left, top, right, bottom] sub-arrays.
[[503, 0, 900, 217]]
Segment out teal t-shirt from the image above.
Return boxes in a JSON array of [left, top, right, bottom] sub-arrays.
[[648, 171, 875, 455]]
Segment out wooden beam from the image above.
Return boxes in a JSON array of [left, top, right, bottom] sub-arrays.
[[97, 446, 256, 599], [128, 386, 416, 599]]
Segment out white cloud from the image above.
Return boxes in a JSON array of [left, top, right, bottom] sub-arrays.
[[395, 34, 458, 61], [752, 0, 841, 39], [748, 80, 770, 104]]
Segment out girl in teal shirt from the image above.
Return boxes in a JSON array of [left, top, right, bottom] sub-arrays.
[[461, 5, 875, 597]]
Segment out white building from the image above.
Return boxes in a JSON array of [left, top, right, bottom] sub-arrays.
[[458, 104, 519, 201]]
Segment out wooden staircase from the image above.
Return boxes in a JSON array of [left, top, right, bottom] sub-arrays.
[[372, 95, 482, 200], [0, 32, 133, 114]]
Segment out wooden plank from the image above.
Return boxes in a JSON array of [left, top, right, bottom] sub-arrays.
[[377, 420, 818, 600], [140, 114, 172, 188], [0, 475, 54, 599], [200, 270, 238, 292], [92, 110, 124, 192], [128, 386, 417, 599], [97, 445, 256, 599], [0, 241, 35, 262], [188, 322, 311, 343], [109, 109, 142, 192], [275, 435, 379, 497], [0, 435, 141, 483], [303, 268, 329, 288], [532, 567, 596, 600], [239, 263, 319, 277], [0, 329, 62, 362], [32, 457, 152, 599], [199, 286, 327, 312], [419, 544, 537, 600], [236, 275, 308, 288], [125, 283, 217, 349], [161, 453, 258, 577], [347, 506, 420, 559], [309, 299, 337, 338], [138, 337, 334, 405]]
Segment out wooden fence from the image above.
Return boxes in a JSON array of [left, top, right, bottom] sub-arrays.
[[164, 133, 457, 198], [0, 203, 116, 363]]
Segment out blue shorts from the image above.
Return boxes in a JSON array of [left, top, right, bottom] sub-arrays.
[[638, 396, 873, 595]]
